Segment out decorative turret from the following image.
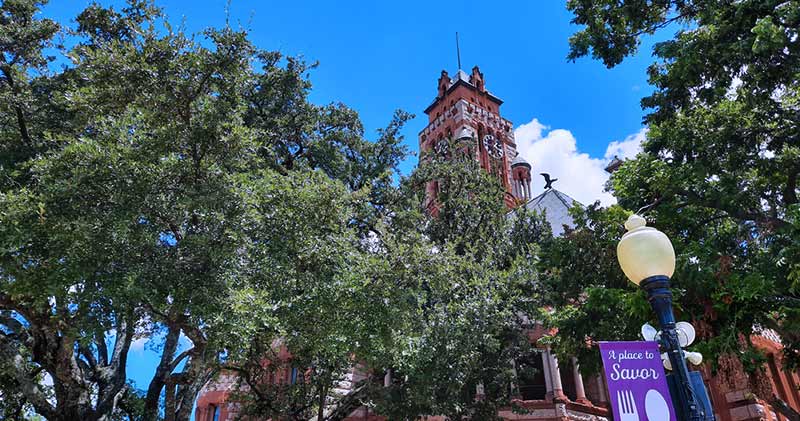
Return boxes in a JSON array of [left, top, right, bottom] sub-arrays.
[[437, 70, 450, 97], [470, 66, 485, 92], [511, 154, 532, 200]]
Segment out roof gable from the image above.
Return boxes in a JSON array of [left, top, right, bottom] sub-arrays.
[[523, 189, 582, 236]]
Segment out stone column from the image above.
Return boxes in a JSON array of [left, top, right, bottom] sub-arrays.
[[596, 374, 608, 403], [542, 350, 553, 401], [547, 348, 566, 400], [526, 179, 532, 199], [384, 369, 392, 387], [571, 357, 590, 404], [510, 359, 520, 398]]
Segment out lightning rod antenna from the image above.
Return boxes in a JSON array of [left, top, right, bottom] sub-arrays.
[[456, 32, 462, 70]]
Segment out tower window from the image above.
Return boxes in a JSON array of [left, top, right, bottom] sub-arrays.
[[210, 404, 221, 421]]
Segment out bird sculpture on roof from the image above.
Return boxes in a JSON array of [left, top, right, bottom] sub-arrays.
[[540, 173, 557, 190]]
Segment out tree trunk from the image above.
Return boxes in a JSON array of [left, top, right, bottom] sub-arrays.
[[144, 323, 181, 419], [164, 380, 177, 421], [324, 379, 372, 421], [317, 384, 327, 421], [173, 350, 214, 421]]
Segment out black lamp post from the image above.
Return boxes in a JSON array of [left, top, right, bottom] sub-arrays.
[[617, 215, 706, 421]]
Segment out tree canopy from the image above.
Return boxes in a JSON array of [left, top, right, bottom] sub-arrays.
[[5, 0, 798, 420], [2, 2, 547, 420], [1, 1, 410, 419], [551, 0, 800, 395]]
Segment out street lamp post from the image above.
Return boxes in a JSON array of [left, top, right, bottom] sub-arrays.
[[617, 214, 705, 421]]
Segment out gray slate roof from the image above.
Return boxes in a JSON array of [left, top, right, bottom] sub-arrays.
[[523, 189, 581, 236], [510, 154, 531, 168]]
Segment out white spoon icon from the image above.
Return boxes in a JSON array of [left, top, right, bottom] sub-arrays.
[[644, 389, 670, 421]]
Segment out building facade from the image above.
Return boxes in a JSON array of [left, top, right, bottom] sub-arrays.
[[195, 67, 800, 421]]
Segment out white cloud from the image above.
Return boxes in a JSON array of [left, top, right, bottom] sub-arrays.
[[513, 118, 646, 206], [129, 316, 154, 353], [605, 128, 646, 161], [131, 336, 149, 352]]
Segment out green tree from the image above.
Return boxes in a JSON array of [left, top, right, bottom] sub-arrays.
[[218, 160, 410, 421], [534, 204, 641, 374], [348, 147, 550, 420], [1, 1, 409, 420], [1, 1, 139, 419], [559, 0, 800, 401], [231, 143, 552, 420]]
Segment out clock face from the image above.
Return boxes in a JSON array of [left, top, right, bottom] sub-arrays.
[[483, 135, 504, 159]]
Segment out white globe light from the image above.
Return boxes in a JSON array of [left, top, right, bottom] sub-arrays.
[[676, 322, 696, 347], [686, 352, 703, 366], [661, 353, 672, 371], [617, 215, 676, 285], [676, 329, 689, 348], [641, 323, 658, 341]]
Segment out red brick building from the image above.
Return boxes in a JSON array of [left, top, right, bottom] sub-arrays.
[[195, 67, 799, 421]]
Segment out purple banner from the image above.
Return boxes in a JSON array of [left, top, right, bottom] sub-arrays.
[[599, 341, 676, 421]]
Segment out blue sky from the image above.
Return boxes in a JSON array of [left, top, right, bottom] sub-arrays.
[[40, 0, 670, 406]]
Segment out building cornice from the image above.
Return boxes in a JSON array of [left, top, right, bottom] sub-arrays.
[[423, 78, 503, 114]]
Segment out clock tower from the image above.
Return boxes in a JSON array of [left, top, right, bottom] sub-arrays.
[[419, 66, 532, 210]]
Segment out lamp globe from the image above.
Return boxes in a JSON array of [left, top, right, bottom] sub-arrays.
[[616, 214, 676, 285]]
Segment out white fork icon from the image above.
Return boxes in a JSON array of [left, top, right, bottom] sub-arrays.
[[617, 390, 640, 421]]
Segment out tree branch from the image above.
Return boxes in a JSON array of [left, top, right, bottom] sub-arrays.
[[0, 64, 32, 146], [96, 336, 109, 367], [785, 167, 798, 207], [677, 188, 789, 230], [0, 338, 55, 419], [144, 322, 181, 420], [95, 311, 135, 418], [79, 344, 98, 371], [168, 347, 194, 373]]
